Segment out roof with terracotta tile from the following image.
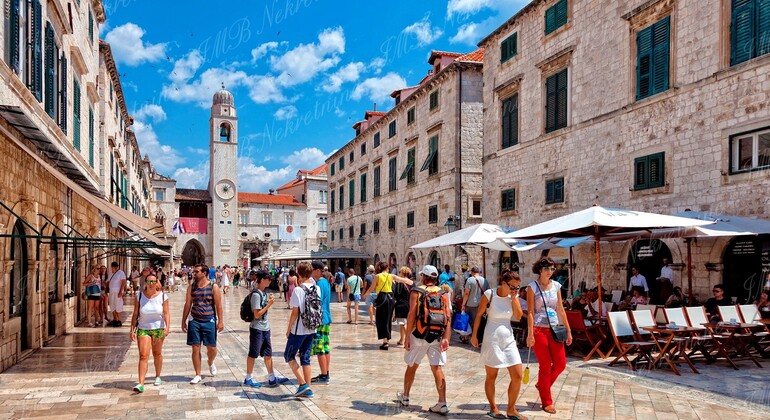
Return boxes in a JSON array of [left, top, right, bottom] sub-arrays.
[[238, 192, 304, 206], [277, 164, 327, 191], [364, 111, 386, 118], [428, 50, 463, 64], [456, 48, 484, 63], [175, 188, 212, 202]]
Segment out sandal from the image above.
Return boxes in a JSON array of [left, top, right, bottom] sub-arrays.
[[346, 320, 352, 324], [507, 413, 528, 420], [486, 411, 507, 419], [543, 405, 556, 414], [379, 343, 389, 350]]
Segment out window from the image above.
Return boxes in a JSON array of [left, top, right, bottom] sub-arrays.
[[349, 226, 354, 238], [331, 163, 335, 175], [88, 9, 94, 44], [319, 190, 328, 204], [44, 22, 58, 118], [400, 147, 416, 184], [636, 17, 670, 100], [361, 142, 367, 156], [388, 157, 397, 192], [339, 186, 344, 210], [428, 205, 438, 224], [429, 90, 440, 111], [88, 107, 94, 166], [239, 212, 249, 225], [407, 211, 415, 228], [349, 151, 354, 164], [407, 106, 416, 125], [731, 128, 770, 172], [301, 193, 306, 204], [373, 166, 381, 197], [374, 132, 380, 148], [338, 156, 345, 170], [219, 123, 231, 142], [545, 0, 568, 35], [339, 228, 344, 240], [360, 223, 366, 237], [154, 188, 165, 201], [285, 213, 293, 225], [360, 173, 367, 202], [349, 179, 355, 207], [330, 189, 335, 212], [59, 54, 67, 133], [420, 135, 439, 175], [73, 76, 81, 150], [634, 152, 665, 190], [731, 0, 770, 65], [501, 32, 518, 63], [501, 188, 516, 211], [388, 215, 396, 231], [545, 177, 565, 204], [373, 219, 380, 234], [545, 68, 568, 133], [389, 120, 396, 138], [472, 199, 482, 217], [261, 212, 272, 225], [331, 230, 335, 241], [502, 94, 518, 148], [319, 217, 328, 232]]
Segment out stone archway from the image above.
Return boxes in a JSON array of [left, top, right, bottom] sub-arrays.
[[182, 240, 205, 267], [626, 239, 673, 304]]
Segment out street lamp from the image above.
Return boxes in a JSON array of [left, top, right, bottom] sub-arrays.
[[444, 216, 460, 234]]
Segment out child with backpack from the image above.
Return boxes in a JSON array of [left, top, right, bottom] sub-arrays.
[[241, 270, 289, 388], [283, 262, 323, 398], [396, 265, 453, 415]]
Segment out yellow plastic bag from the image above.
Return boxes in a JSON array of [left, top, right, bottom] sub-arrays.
[[522, 347, 531, 384]]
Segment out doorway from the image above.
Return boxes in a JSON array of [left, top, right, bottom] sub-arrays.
[[627, 239, 672, 304], [723, 236, 770, 304], [10, 220, 29, 350]]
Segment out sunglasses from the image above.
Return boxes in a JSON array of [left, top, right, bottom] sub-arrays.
[[146, 280, 158, 284], [192, 270, 202, 273], [713, 289, 722, 293]]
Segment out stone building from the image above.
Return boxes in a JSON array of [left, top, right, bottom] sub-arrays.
[[0, 0, 167, 372], [277, 165, 329, 252], [478, 0, 770, 302], [326, 50, 484, 275]]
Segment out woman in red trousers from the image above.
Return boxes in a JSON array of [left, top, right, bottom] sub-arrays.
[[526, 257, 572, 414]]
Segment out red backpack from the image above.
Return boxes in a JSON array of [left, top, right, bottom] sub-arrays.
[[413, 286, 450, 343]]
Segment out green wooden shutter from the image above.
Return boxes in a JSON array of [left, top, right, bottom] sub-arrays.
[[546, 69, 568, 132], [502, 94, 518, 148], [360, 173, 367, 202], [545, 3, 556, 34], [60, 55, 68, 133], [652, 17, 670, 95], [429, 135, 438, 175], [45, 22, 56, 117], [349, 179, 354, 207], [649, 153, 665, 188], [757, 0, 770, 56], [88, 107, 94, 167], [374, 166, 381, 196], [339, 187, 344, 210], [331, 190, 335, 212], [88, 10, 94, 44], [634, 156, 648, 190], [32, 0, 43, 101], [637, 25, 653, 99], [9, 0, 21, 73], [73, 78, 81, 151], [732, 0, 755, 65], [545, 0, 567, 34], [546, 181, 555, 204], [546, 73, 557, 131], [501, 33, 517, 63]]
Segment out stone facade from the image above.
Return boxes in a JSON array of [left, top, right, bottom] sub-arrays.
[[277, 166, 329, 251], [326, 51, 484, 274], [479, 0, 770, 299]]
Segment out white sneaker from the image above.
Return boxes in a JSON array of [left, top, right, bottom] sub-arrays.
[[429, 403, 449, 415], [396, 391, 409, 407], [209, 364, 217, 376], [190, 375, 202, 384]]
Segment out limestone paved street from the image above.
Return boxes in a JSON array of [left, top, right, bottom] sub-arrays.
[[1, 285, 768, 419]]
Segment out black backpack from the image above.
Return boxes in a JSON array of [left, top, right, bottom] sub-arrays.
[[240, 291, 257, 322]]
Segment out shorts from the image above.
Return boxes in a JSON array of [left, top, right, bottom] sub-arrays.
[[248, 328, 272, 358], [284, 333, 314, 366], [108, 292, 124, 312], [186, 318, 217, 347], [335, 284, 343, 293], [394, 317, 407, 326], [365, 293, 378, 306], [87, 295, 100, 301], [404, 336, 446, 367], [310, 324, 331, 356], [349, 293, 361, 302], [137, 328, 166, 339]]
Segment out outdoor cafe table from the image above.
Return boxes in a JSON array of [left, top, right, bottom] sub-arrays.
[[640, 326, 701, 375], [701, 322, 764, 370]]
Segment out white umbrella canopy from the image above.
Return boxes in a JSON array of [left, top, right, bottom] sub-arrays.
[[674, 211, 770, 237], [504, 205, 714, 304], [411, 223, 515, 249]]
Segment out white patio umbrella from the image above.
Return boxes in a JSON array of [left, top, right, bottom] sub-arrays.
[[504, 205, 714, 304]]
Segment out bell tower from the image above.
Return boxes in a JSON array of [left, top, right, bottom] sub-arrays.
[[208, 85, 238, 267]]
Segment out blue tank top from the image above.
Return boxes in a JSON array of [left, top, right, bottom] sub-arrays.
[[191, 282, 215, 321]]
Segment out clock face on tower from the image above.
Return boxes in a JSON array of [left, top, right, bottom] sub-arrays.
[[215, 179, 236, 200]]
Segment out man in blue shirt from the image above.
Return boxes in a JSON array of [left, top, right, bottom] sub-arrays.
[[310, 261, 333, 384], [438, 265, 454, 292]]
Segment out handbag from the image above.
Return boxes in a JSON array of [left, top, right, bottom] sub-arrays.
[[534, 281, 568, 343], [453, 312, 470, 335], [474, 288, 494, 344]]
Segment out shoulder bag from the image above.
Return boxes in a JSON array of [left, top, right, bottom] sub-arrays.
[[534, 281, 568, 343], [474, 288, 494, 345]]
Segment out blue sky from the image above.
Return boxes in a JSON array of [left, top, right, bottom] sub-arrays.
[[102, 0, 526, 191]]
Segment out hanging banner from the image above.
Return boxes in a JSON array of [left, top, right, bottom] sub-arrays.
[[278, 224, 301, 242]]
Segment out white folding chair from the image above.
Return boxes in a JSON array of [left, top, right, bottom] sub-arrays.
[[611, 290, 623, 304], [603, 301, 614, 315], [631, 309, 663, 340], [739, 304, 762, 324], [685, 306, 709, 328], [683, 306, 716, 361], [607, 311, 655, 371], [663, 307, 689, 327], [718, 305, 742, 324]]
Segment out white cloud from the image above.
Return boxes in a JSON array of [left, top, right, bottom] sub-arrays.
[[368, 57, 386, 74], [169, 50, 203, 84], [403, 14, 443, 46], [321, 62, 364, 93], [448, 1, 528, 45], [352, 73, 407, 103], [104, 23, 167, 66], [186, 147, 209, 155], [250, 41, 285, 63], [245, 75, 286, 104], [131, 120, 183, 175], [162, 66, 250, 107], [447, 0, 495, 17], [449, 22, 481, 45], [281, 147, 329, 168], [133, 104, 166, 123], [274, 105, 298, 121], [237, 157, 294, 192], [270, 27, 346, 87], [173, 160, 209, 189]]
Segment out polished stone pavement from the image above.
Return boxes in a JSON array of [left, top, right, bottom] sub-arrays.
[[1, 284, 768, 419]]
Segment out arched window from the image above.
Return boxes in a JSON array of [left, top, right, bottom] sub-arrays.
[[428, 250, 440, 268], [9, 220, 28, 318], [406, 252, 416, 273], [219, 123, 231, 142]]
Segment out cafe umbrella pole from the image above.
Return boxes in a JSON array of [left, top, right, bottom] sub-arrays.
[[595, 225, 603, 306]]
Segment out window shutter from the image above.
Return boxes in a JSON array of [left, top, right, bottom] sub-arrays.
[[546, 181, 555, 203], [652, 17, 670, 95], [360, 173, 367, 202], [556, 70, 568, 129], [349, 179, 354, 206], [339, 187, 344, 210], [555, 178, 564, 202], [88, 107, 94, 167], [32, 0, 43, 101], [634, 156, 648, 190], [758, 0, 770, 56], [649, 153, 665, 187], [10, 0, 21, 73], [60, 55, 68, 133], [555, 0, 568, 28], [73, 78, 81, 151], [636, 25, 653, 99], [545, 3, 556, 34], [45, 23, 56, 117], [88, 10, 94, 43], [502, 100, 511, 148], [331, 190, 335, 212], [731, 0, 755, 65], [546, 73, 557, 131]]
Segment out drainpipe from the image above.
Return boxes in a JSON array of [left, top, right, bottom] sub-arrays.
[[455, 66, 463, 265]]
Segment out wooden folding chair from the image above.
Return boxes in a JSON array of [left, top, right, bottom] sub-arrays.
[[607, 311, 655, 371], [663, 307, 689, 327], [565, 310, 606, 361], [718, 305, 743, 324], [738, 304, 770, 356], [683, 306, 716, 361]]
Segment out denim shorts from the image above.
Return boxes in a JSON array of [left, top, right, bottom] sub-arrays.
[[187, 318, 217, 347], [248, 328, 272, 358], [284, 333, 314, 366]]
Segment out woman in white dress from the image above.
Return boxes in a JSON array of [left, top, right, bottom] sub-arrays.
[[471, 270, 526, 420], [220, 265, 231, 295]]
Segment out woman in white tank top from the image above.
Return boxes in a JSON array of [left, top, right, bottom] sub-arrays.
[[129, 274, 170, 393]]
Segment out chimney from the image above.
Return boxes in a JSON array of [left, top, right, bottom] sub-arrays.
[[373, 103, 377, 112], [269, 189, 275, 195]]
